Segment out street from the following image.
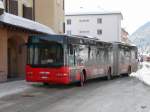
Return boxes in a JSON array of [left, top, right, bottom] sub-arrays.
[[0, 77, 150, 112]]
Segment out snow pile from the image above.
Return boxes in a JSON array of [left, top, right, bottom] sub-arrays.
[[130, 62, 150, 85]]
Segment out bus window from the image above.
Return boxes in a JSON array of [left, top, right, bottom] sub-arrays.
[[131, 50, 138, 60], [27, 42, 64, 67], [119, 49, 124, 64], [99, 49, 105, 64], [124, 49, 130, 63], [69, 44, 75, 66], [76, 45, 88, 65], [135, 51, 138, 59], [70, 44, 73, 55]]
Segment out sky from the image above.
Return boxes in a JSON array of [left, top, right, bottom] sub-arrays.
[[65, 0, 150, 35]]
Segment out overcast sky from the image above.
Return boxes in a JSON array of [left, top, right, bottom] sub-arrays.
[[65, 0, 150, 35]]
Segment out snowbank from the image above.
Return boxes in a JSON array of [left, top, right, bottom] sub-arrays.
[[130, 62, 150, 85]]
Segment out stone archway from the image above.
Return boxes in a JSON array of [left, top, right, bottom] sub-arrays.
[[7, 35, 27, 79]]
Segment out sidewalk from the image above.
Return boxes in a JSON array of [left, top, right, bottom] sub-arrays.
[[0, 80, 31, 98]]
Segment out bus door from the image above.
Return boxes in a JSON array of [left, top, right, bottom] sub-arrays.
[[68, 44, 79, 82], [130, 49, 138, 72]]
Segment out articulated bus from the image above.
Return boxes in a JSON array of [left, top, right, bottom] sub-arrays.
[[26, 35, 138, 86]]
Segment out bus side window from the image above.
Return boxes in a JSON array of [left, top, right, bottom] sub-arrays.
[[88, 46, 91, 60], [69, 44, 75, 66], [70, 44, 73, 55], [135, 51, 138, 59]]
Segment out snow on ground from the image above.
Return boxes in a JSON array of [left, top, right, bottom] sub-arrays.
[[130, 62, 150, 85], [0, 80, 31, 98]]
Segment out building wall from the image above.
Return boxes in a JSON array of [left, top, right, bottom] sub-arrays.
[[18, 0, 33, 17], [121, 28, 129, 43], [3, 0, 33, 19], [3, 0, 64, 34], [0, 27, 28, 82], [34, 0, 64, 34], [0, 28, 8, 81], [65, 14, 122, 42], [7, 30, 28, 78], [34, 0, 54, 31]]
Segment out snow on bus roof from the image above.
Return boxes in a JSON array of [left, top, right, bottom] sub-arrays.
[[0, 12, 55, 34]]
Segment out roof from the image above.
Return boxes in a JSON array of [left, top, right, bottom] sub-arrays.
[[65, 11, 123, 19], [0, 12, 55, 34]]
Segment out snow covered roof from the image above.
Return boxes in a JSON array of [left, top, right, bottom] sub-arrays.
[[65, 11, 123, 19], [0, 12, 55, 34]]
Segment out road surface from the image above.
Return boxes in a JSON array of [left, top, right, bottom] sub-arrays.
[[0, 77, 150, 112]]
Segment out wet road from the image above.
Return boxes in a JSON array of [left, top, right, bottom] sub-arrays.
[[0, 77, 150, 112]]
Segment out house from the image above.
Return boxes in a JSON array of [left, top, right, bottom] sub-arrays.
[[0, 12, 55, 82], [121, 28, 130, 43], [65, 12, 123, 42], [0, 0, 64, 82], [2, 0, 64, 34]]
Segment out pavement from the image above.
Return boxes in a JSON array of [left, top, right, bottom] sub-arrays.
[[0, 80, 31, 98], [0, 77, 150, 112]]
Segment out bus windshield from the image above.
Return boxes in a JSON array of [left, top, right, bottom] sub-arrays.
[[27, 42, 64, 67]]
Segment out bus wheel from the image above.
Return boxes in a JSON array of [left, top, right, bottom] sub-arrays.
[[107, 69, 112, 80], [78, 72, 85, 87]]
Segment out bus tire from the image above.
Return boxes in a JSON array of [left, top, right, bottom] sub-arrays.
[[107, 68, 112, 80], [78, 72, 85, 87]]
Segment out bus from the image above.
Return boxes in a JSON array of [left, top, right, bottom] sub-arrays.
[[26, 35, 138, 86], [112, 42, 138, 76]]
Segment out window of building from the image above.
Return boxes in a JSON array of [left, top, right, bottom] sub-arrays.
[[97, 18, 102, 24], [79, 19, 89, 22], [5, 0, 18, 15], [63, 0, 64, 10], [67, 19, 71, 25], [63, 22, 65, 33], [97, 29, 102, 35], [79, 30, 90, 34], [67, 30, 71, 35], [23, 4, 33, 20]]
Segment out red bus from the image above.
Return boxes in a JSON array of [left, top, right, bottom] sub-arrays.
[[26, 35, 138, 86]]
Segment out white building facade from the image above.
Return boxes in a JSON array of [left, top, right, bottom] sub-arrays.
[[65, 12, 123, 42]]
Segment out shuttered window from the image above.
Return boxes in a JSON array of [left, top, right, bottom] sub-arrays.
[[9, 0, 18, 15], [23, 4, 33, 20]]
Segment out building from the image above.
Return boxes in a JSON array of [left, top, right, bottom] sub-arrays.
[[2, 0, 34, 19], [121, 28, 130, 43], [2, 0, 64, 34], [0, 1, 55, 82], [34, 0, 64, 34], [65, 12, 123, 42], [0, 12, 55, 82]]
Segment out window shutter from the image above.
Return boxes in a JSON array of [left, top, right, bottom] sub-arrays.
[[9, 0, 18, 15], [23, 4, 33, 20]]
